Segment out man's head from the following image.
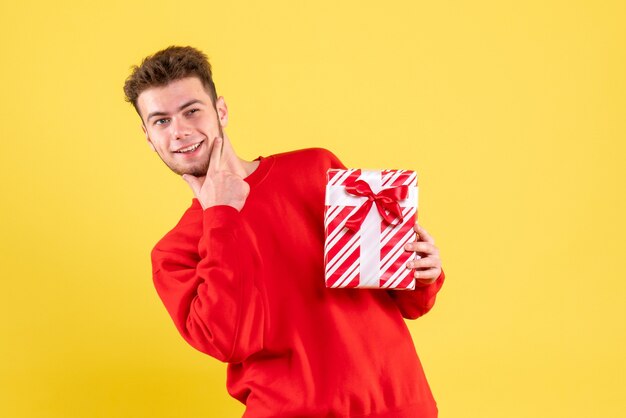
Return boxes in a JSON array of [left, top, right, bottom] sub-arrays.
[[124, 46, 228, 177]]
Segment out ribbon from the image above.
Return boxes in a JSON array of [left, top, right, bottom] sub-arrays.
[[344, 179, 408, 232]]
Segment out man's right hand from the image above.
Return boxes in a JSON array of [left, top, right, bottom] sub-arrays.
[[182, 136, 250, 211]]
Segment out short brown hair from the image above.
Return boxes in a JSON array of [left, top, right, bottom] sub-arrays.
[[123, 45, 218, 118]]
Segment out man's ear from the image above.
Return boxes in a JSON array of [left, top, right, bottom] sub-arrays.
[[142, 124, 156, 152], [215, 96, 229, 128]]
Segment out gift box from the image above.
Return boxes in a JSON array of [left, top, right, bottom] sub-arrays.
[[324, 168, 418, 289]]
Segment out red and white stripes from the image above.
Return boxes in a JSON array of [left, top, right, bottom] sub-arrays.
[[324, 168, 418, 289]]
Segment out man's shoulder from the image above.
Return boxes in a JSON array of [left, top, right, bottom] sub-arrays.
[[268, 147, 342, 168]]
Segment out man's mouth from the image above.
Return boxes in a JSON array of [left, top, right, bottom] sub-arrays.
[[174, 141, 203, 153]]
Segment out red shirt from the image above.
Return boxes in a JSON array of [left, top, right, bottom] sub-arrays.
[[151, 148, 445, 417]]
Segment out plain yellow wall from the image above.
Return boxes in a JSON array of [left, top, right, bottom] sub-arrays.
[[1, 1, 624, 417]]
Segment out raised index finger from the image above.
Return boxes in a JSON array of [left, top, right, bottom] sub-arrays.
[[207, 136, 223, 175]]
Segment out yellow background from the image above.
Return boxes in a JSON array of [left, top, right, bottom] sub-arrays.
[[1, 1, 624, 417]]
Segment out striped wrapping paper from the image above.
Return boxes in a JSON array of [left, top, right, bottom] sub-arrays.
[[324, 168, 419, 290]]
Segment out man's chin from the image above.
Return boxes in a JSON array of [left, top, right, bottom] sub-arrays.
[[168, 163, 208, 178], [187, 168, 208, 177]]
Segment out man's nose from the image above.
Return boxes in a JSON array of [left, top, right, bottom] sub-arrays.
[[170, 117, 192, 140]]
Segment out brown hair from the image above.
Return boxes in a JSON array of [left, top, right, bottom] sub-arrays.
[[123, 45, 218, 118]]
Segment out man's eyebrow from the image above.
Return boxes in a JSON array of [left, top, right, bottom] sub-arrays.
[[147, 99, 206, 122]]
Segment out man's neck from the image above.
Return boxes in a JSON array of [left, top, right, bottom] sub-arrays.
[[221, 154, 259, 179], [220, 133, 260, 179], [241, 159, 261, 178]]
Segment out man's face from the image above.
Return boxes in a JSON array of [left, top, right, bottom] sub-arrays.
[[137, 77, 227, 177]]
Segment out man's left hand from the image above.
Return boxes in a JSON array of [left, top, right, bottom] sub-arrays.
[[404, 223, 442, 286]]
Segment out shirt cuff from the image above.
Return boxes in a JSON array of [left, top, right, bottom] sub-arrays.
[[202, 205, 242, 230]]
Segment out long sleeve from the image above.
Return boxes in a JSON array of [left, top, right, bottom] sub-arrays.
[[151, 205, 267, 363], [388, 269, 446, 319]]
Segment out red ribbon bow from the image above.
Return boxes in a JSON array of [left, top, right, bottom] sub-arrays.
[[344, 179, 408, 232]]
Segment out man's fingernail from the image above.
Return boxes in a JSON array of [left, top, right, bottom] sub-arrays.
[[404, 243, 412, 250]]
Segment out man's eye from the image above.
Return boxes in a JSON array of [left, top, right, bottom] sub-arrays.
[[187, 108, 200, 115], [155, 118, 169, 126]]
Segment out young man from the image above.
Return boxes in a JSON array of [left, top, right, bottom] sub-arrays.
[[124, 46, 446, 418]]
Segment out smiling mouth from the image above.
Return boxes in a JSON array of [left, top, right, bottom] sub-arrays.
[[174, 141, 202, 153]]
